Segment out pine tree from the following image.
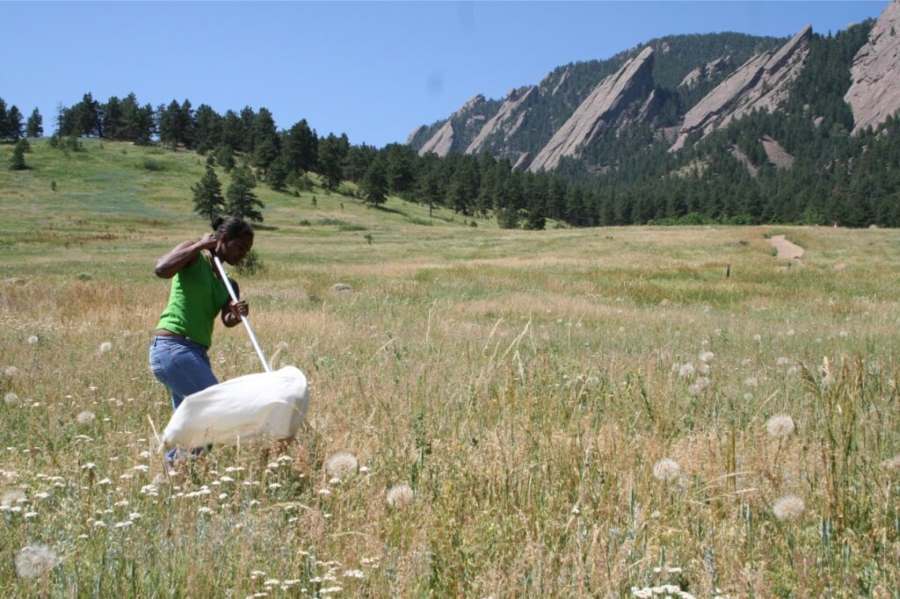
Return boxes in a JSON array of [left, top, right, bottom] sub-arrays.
[[6, 106, 23, 140], [9, 139, 27, 170], [252, 108, 280, 172], [317, 134, 344, 190], [284, 119, 318, 173], [26, 108, 43, 138], [192, 164, 225, 225], [101, 97, 122, 139], [225, 166, 264, 222], [267, 156, 289, 192], [362, 158, 388, 206], [159, 100, 180, 149], [78, 93, 100, 137]]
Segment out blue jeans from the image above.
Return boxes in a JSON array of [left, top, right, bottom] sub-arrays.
[[148, 335, 218, 462]]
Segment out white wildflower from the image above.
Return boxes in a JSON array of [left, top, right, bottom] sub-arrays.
[[98, 341, 113, 354], [1, 488, 26, 506], [93, 520, 107, 528], [114, 520, 132, 529], [324, 451, 358, 480], [76, 411, 95, 425], [881, 454, 900, 470], [129, 512, 141, 520], [198, 507, 213, 515], [24, 511, 38, 519], [678, 363, 695, 378], [4, 392, 19, 407], [766, 415, 795, 438], [688, 377, 710, 396], [27, 335, 39, 345], [14, 544, 60, 579], [97, 478, 111, 486], [652, 458, 681, 482], [386, 483, 414, 508], [773, 495, 805, 521], [752, 334, 762, 342], [81, 462, 96, 471], [342, 569, 364, 579]]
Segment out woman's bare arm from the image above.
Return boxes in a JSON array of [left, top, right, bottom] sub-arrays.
[[154, 233, 218, 278]]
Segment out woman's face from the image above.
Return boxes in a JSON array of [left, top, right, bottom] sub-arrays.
[[220, 233, 253, 265]]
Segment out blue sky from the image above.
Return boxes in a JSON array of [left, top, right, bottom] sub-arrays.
[[2, 1, 887, 147]]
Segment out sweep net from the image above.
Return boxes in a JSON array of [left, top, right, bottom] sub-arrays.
[[161, 366, 309, 450]]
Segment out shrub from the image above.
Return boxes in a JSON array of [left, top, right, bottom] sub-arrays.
[[142, 159, 165, 172], [235, 249, 265, 276]]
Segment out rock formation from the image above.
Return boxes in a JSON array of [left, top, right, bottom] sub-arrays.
[[418, 119, 455, 157], [417, 95, 494, 157], [760, 135, 794, 169], [466, 86, 537, 155], [679, 56, 733, 88], [845, 0, 900, 135], [670, 26, 812, 151], [528, 46, 656, 172]]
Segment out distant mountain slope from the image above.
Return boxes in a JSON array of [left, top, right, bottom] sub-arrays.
[[409, 32, 782, 166]]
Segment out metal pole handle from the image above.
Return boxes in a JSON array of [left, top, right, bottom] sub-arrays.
[[213, 255, 271, 373]]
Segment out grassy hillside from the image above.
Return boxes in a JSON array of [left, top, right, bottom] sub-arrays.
[[0, 140, 897, 596]]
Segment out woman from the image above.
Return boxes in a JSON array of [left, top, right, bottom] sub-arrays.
[[149, 216, 254, 462]]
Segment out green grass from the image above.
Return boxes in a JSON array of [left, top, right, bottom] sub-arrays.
[[0, 140, 897, 597]]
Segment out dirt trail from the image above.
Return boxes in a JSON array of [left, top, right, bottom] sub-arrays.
[[768, 234, 804, 260]]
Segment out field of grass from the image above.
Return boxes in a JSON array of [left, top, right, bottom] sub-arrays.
[[0, 140, 897, 597]]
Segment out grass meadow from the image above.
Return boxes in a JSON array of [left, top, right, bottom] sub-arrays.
[[0, 140, 897, 597]]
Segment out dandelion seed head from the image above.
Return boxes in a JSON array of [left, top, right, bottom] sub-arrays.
[[652, 458, 681, 482], [773, 495, 805, 520], [881, 454, 900, 470], [766, 415, 795, 438], [76, 411, 95, 425], [386, 483, 414, 508], [678, 363, 695, 378], [14, 544, 60, 579], [98, 341, 113, 354], [698, 351, 714, 363], [27, 335, 39, 345], [324, 451, 358, 479], [4, 392, 19, 407]]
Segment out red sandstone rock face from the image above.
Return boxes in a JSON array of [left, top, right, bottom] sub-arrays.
[[670, 26, 812, 152], [528, 47, 656, 172], [845, 0, 900, 135]]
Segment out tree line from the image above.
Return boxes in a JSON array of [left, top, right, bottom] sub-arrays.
[[25, 48, 900, 230]]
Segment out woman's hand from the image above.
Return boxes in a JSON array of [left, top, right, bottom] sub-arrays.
[[222, 300, 249, 327], [199, 232, 219, 251], [229, 300, 249, 318]]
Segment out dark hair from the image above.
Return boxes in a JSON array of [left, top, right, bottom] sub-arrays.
[[212, 216, 254, 240]]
